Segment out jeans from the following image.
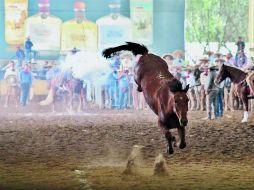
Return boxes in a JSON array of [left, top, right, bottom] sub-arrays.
[[119, 88, 129, 109], [207, 89, 219, 119], [216, 88, 224, 117], [25, 50, 36, 62], [17, 58, 24, 69], [20, 83, 30, 106], [108, 81, 119, 109]]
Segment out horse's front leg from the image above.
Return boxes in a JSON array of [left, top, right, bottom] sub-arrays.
[[177, 127, 186, 149], [158, 120, 174, 154]]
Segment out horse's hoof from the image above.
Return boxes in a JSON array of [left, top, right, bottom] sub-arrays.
[[179, 142, 186, 149], [167, 146, 174, 155]]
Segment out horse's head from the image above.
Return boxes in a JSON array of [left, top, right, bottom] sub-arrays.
[[169, 80, 189, 127], [216, 64, 227, 83], [173, 85, 189, 127]]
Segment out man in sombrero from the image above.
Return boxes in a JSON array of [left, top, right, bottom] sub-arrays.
[[205, 62, 219, 119]]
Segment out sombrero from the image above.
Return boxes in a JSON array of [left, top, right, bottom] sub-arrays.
[[182, 65, 194, 71], [162, 53, 174, 60], [205, 51, 214, 55], [199, 56, 209, 62], [215, 52, 223, 57], [215, 58, 226, 63], [172, 50, 184, 58], [226, 52, 233, 58]]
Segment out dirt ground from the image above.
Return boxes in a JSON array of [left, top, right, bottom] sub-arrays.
[[0, 104, 254, 190]]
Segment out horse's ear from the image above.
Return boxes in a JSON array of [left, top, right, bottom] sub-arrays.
[[183, 84, 189, 93]]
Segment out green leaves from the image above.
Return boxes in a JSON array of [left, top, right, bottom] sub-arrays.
[[186, 0, 248, 43]]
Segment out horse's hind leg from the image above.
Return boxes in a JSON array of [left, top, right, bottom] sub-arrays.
[[158, 120, 174, 154], [241, 93, 249, 123], [177, 127, 186, 149]]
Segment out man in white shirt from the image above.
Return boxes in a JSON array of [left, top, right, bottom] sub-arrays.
[[184, 67, 196, 111]]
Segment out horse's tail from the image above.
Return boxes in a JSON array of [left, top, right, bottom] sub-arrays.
[[102, 42, 149, 58]]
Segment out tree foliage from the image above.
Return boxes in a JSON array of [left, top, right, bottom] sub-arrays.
[[186, 0, 249, 51]]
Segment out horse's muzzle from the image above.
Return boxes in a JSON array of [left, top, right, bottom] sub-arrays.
[[180, 119, 188, 127]]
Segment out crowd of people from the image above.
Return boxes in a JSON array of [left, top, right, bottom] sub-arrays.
[[2, 36, 254, 117], [163, 36, 253, 120]]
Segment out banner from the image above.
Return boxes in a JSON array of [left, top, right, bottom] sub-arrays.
[[61, 21, 98, 52], [25, 16, 62, 51], [4, 0, 28, 45], [130, 0, 153, 45]]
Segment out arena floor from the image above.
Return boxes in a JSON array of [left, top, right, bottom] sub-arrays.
[[1, 106, 254, 190]]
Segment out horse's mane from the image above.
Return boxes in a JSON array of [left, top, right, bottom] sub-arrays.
[[168, 78, 183, 93], [223, 64, 247, 82]]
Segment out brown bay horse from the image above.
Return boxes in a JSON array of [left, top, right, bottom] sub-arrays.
[[216, 64, 252, 122], [103, 42, 189, 154]]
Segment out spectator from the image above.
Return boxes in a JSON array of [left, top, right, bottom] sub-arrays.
[[163, 54, 174, 69], [20, 64, 32, 106], [172, 50, 185, 67], [235, 36, 246, 62], [193, 64, 202, 110], [206, 51, 215, 63], [205, 64, 219, 120], [235, 50, 248, 68], [16, 45, 25, 69], [226, 53, 235, 66], [184, 67, 196, 111], [236, 36, 245, 52], [107, 64, 119, 109], [215, 58, 226, 117], [200, 65, 209, 111], [118, 69, 130, 109], [24, 37, 34, 62]]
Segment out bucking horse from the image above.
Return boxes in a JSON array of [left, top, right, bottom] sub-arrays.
[[103, 42, 189, 154]]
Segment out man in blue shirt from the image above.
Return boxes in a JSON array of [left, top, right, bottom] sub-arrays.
[[20, 64, 32, 106], [16, 46, 25, 69], [24, 37, 34, 62]]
